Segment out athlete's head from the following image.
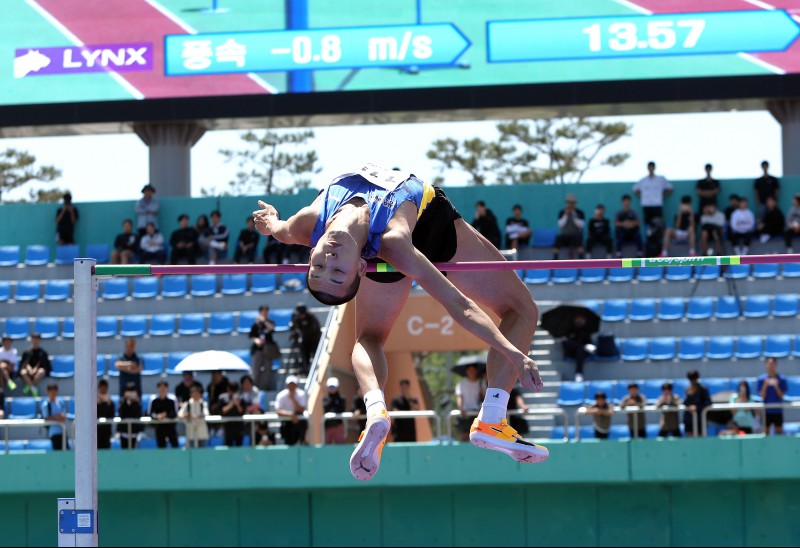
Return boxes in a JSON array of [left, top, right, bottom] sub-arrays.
[[307, 229, 367, 306]]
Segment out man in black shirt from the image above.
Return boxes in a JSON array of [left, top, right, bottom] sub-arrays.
[[97, 379, 116, 449], [118, 382, 143, 450], [249, 306, 279, 390], [754, 160, 780, 217], [19, 333, 50, 397], [585, 204, 613, 258], [323, 377, 347, 445], [217, 382, 245, 446], [758, 196, 786, 241], [390, 379, 419, 442], [207, 370, 230, 411], [234, 216, 260, 264], [114, 338, 142, 398], [55, 192, 79, 245], [614, 195, 643, 257], [290, 304, 321, 375], [471, 201, 502, 249], [148, 380, 179, 448], [175, 371, 202, 405], [695, 163, 720, 215], [504, 204, 531, 249], [169, 214, 199, 265]]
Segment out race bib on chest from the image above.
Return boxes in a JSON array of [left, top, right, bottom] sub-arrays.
[[357, 163, 412, 191]]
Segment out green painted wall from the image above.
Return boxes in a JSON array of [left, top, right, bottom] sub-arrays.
[[2, 438, 799, 546], [3, 177, 798, 256]]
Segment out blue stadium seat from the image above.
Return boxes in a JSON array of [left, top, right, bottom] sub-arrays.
[[101, 278, 129, 300], [577, 300, 601, 315], [44, 280, 71, 301], [556, 382, 585, 406], [280, 272, 307, 292], [251, 273, 278, 293], [221, 274, 247, 295], [724, 264, 750, 279], [177, 314, 205, 336], [686, 297, 714, 320], [784, 422, 800, 435], [794, 335, 800, 358], [120, 315, 147, 337], [66, 398, 76, 420], [601, 299, 627, 322], [715, 296, 741, 319], [27, 439, 54, 452], [621, 338, 648, 361], [579, 268, 606, 283], [167, 352, 191, 375], [0, 441, 26, 452], [764, 335, 792, 358], [703, 378, 729, 396], [552, 268, 578, 284], [707, 336, 734, 360], [208, 312, 234, 335], [161, 275, 188, 298], [141, 353, 165, 376], [640, 379, 669, 402], [132, 277, 158, 299], [735, 336, 763, 359], [678, 337, 705, 360], [657, 298, 684, 321], [583, 380, 617, 405], [85, 243, 110, 264], [672, 379, 691, 398], [609, 425, 631, 440], [0, 246, 20, 267], [531, 228, 557, 247], [607, 268, 633, 283], [577, 425, 594, 440], [630, 298, 656, 321], [269, 309, 293, 332], [149, 314, 176, 337], [96, 355, 107, 377], [0, 281, 9, 302], [782, 263, 800, 278], [55, 245, 80, 265], [743, 295, 770, 318], [665, 266, 692, 281], [752, 263, 779, 279], [24, 245, 50, 266], [190, 274, 217, 297], [238, 311, 258, 334], [61, 317, 74, 339], [97, 316, 118, 338], [207, 436, 225, 447], [649, 337, 676, 361], [695, 265, 720, 280], [636, 266, 663, 282], [138, 437, 159, 450], [15, 281, 41, 302], [34, 317, 59, 339], [9, 397, 38, 419], [784, 377, 800, 402], [50, 355, 75, 378], [107, 355, 120, 377], [4, 317, 29, 340], [550, 426, 567, 440], [140, 394, 154, 413], [523, 270, 550, 284], [772, 294, 799, 317]]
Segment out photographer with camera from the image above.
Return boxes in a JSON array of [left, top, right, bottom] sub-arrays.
[[118, 382, 143, 449], [217, 382, 245, 447], [249, 306, 280, 391], [289, 304, 321, 375]]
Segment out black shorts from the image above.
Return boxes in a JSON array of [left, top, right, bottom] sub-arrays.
[[366, 186, 462, 283], [765, 413, 784, 429]]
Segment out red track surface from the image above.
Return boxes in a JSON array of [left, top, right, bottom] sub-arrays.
[[34, 0, 270, 98], [631, 0, 800, 72]]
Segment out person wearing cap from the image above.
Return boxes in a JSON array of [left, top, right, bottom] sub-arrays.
[[148, 380, 179, 448], [633, 161, 673, 227], [655, 382, 682, 437], [553, 194, 585, 260], [390, 379, 419, 443], [683, 370, 711, 437], [619, 382, 647, 439], [234, 216, 260, 264], [290, 303, 321, 375], [323, 377, 347, 444], [135, 184, 159, 236], [169, 213, 199, 265], [19, 333, 50, 397], [112, 219, 139, 265], [55, 191, 79, 245], [275, 375, 308, 445], [586, 391, 613, 439]]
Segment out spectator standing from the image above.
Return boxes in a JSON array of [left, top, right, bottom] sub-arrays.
[[41, 383, 67, 450], [207, 210, 229, 264], [169, 214, 198, 265], [138, 222, 166, 264], [0, 336, 18, 401], [471, 201, 502, 249], [730, 380, 757, 435], [55, 192, 79, 245], [112, 219, 139, 264], [619, 383, 647, 439], [148, 380, 179, 448], [97, 379, 115, 450], [390, 378, 419, 443], [633, 161, 673, 226], [179, 385, 210, 448], [249, 305, 280, 391], [655, 382, 682, 437], [754, 160, 780, 218], [730, 197, 756, 255], [175, 371, 202, 405], [194, 214, 211, 261], [455, 364, 485, 441], [553, 194, 585, 260], [695, 163, 720, 215], [234, 216, 260, 264], [614, 195, 643, 257], [758, 196, 786, 243], [19, 333, 50, 397], [585, 204, 613, 259], [239, 375, 262, 413], [699, 203, 725, 256], [784, 193, 800, 253], [323, 377, 347, 445], [135, 184, 159, 236], [504, 204, 531, 249], [586, 391, 613, 439], [118, 382, 143, 450], [683, 370, 712, 437], [207, 370, 230, 411], [757, 357, 787, 436], [263, 235, 288, 264], [506, 386, 529, 437], [275, 375, 308, 445], [289, 304, 321, 375], [216, 382, 245, 446], [114, 338, 142, 398], [661, 196, 696, 257]]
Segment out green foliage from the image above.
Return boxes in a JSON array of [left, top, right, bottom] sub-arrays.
[[0, 149, 61, 203]]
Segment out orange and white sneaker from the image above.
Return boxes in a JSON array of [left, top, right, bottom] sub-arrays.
[[350, 409, 391, 481], [469, 418, 549, 463]]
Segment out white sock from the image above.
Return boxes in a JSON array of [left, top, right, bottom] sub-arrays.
[[477, 388, 510, 424], [363, 389, 387, 421]]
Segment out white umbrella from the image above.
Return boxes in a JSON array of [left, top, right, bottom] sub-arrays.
[[173, 350, 251, 372]]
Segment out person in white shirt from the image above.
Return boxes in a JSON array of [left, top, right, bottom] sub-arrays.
[[730, 197, 756, 255], [699, 203, 726, 256], [179, 385, 209, 448], [455, 364, 487, 441], [275, 375, 308, 445], [138, 222, 166, 264], [633, 161, 673, 227], [0, 336, 18, 408]]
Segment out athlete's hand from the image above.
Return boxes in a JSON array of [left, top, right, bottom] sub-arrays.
[[515, 353, 543, 392], [253, 200, 279, 236]]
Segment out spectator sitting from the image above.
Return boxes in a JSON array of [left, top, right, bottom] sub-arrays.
[[784, 193, 800, 253], [138, 222, 166, 264], [619, 382, 647, 439], [753, 160, 779, 218], [471, 201, 502, 249], [148, 380, 179, 448], [135, 184, 159, 237], [97, 379, 115, 450], [289, 304, 321, 375], [263, 235, 288, 264], [175, 371, 202, 405], [112, 219, 139, 265], [683, 370, 711, 437], [0, 336, 18, 400], [553, 194, 585, 260], [655, 382, 682, 437], [169, 214, 198, 265], [351, 386, 367, 432], [614, 194, 643, 257], [323, 377, 347, 445], [275, 375, 308, 446], [118, 382, 143, 449], [699, 203, 725, 256], [114, 338, 142, 398], [695, 163, 720, 216], [455, 364, 485, 442], [41, 383, 67, 450], [504, 204, 531, 249], [723, 194, 740, 239], [729, 380, 758, 435], [179, 384, 209, 448], [239, 374, 262, 414], [585, 204, 613, 259], [507, 385, 529, 437], [586, 391, 613, 439], [19, 333, 50, 397], [633, 161, 673, 227], [562, 313, 594, 383], [757, 357, 787, 436], [661, 196, 696, 257], [207, 370, 230, 411], [55, 192, 79, 245], [216, 381, 245, 447], [234, 216, 260, 264], [249, 305, 280, 391], [207, 210, 229, 265], [194, 214, 211, 261], [758, 196, 785, 244], [730, 197, 756, 255], [254, 421, 276, 446], [390, 378, 419, 443]]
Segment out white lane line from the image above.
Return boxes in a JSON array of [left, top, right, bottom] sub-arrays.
[[738, 52, 786, 74], [612, 0, 653, 15]]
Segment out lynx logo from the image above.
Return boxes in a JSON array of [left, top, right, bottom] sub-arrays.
[[14, 42, 153, 77]]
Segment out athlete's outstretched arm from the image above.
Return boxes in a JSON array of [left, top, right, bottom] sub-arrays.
[[252, 196, 320, 246]]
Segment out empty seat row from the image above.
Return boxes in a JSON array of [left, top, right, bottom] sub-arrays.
[[100, 273, 306, 299], [0, 244, 110, 266], [552, 421, 800, 440], [0, 280, 72, 302], [616, 334, 800, 362]]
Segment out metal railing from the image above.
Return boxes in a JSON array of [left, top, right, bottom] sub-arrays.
[[575, 405, 698, 440], [447, 408, 570, 442], [700, 401, 800, 437], [1, 419, 69, 453], [320, 410, 442, 445]]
